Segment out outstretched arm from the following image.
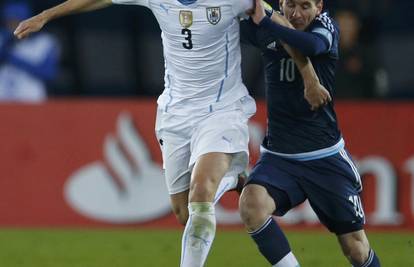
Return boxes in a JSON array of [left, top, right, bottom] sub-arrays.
[[253, 0, 331, 110], [14, 0, 112, 39]]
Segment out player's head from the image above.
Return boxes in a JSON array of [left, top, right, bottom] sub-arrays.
[[1, 1, 32, 30], [279, 0, 323, 30]]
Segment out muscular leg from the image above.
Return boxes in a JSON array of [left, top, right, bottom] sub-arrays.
[[239, 184, 300, 267], [337, 230, 380, 267], [170, 190, 190, 225], [169, 174, 239, 226], [180, 152, 232, 267], [189, 152, 232, 202], [239, 184, 275, 231]]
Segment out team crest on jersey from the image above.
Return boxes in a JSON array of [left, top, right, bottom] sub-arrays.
[[179, 10, 193, 28], [206, 7, 221, 25]]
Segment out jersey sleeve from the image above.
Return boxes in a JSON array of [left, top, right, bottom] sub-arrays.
[[258, 16, 329, 56], [112, 0, 149, 7], [309, 12, 335, 50]]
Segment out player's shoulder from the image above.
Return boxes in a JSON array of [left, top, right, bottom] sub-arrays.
[[311, 12, 337, 33], [229, 0, 253, 17]]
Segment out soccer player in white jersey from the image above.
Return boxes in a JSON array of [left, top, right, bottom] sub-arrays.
[[15, 2, 255, 267], [14, 0, 329, 266]]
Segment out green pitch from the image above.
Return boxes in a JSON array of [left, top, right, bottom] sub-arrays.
[[0, 228, 413, 266]]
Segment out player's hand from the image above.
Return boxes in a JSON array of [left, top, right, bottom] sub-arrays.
[[304, 82, 332, 111], [14, 14, 47, 39], [251, 0, 267, 25]]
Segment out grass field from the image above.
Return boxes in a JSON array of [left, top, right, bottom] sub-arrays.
[[0, 228, 413, 266]]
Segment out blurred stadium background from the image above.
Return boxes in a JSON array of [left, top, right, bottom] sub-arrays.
[[5, 0, 414, 99], [1, 0, 414, 266]]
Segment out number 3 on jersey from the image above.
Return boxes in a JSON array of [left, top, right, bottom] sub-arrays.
[[182, 29, 193, 50]]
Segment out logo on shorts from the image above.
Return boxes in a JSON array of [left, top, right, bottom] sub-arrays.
[[349, 195, 365, 219], [206, 7, 221, 25], [222, 136, 232, 144], [179, 10, 193, 28]]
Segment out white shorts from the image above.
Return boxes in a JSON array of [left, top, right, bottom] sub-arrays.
[[155, 95, 256, 195]]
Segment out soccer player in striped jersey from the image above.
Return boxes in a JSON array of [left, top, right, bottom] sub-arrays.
[[239, 0, 381, 266]]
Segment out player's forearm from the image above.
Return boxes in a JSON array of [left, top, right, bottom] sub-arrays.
[[40, 0, 112, 23], [285, 45, 319, 87]]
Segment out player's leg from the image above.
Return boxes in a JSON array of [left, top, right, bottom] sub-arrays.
[[155, 108, 193, 225], [162, 149, 192, 225], [240, 185, 300, 267], [301, 148, 380, 266], [239, 152, 303, 267], [170, 190, 190, 225], [180, 152, 233, 267], [181, 97, 255, 267], [307, 195, 380, 266], [337, 230, 380, 267], [336, 149, 380, 266]]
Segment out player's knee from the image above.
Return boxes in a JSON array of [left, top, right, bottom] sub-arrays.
[[189, 176, 218, 202], [172, 205, 189, 225], [239, 187, 271, 231], [344, 244, 370, 265]]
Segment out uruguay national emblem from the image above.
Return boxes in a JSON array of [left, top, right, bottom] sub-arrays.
[[206, 7, 221, 25], [179, 10, 193, 28]]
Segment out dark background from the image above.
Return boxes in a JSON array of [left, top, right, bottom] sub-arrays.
[[3, 0, 413, 99]]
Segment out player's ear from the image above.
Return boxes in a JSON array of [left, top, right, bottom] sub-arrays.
[[279, 0, 284, 12]]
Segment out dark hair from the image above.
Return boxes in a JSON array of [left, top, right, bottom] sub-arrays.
[[284, 0, 322, 4]]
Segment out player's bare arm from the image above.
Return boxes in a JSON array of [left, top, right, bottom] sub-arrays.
[[253, 0, 331, 110], [14, 0, 112, 39]]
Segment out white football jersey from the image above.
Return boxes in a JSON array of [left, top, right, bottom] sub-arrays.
[[112, 0, 253, 115]]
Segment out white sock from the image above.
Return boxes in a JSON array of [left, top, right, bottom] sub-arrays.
[[272, 252, 300, 267], [213, 175, 238, 205], [180, 202, 216, 267]]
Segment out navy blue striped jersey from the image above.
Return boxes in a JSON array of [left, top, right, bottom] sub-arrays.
[[241, 13, 343, 155]]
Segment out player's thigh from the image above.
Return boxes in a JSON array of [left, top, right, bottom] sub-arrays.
[[245, 152, 306, 216], [190, 107, 251, 181], [157, 132, 192, 223], [189, 152, 233, 202], [239, 184, 276, 220], [302, 151, 365, 234], [160, 137, 192, 194], [155, 108, 193, 195]]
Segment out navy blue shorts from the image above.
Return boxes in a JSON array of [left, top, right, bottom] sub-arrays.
[[246, 149, 365, 235]]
